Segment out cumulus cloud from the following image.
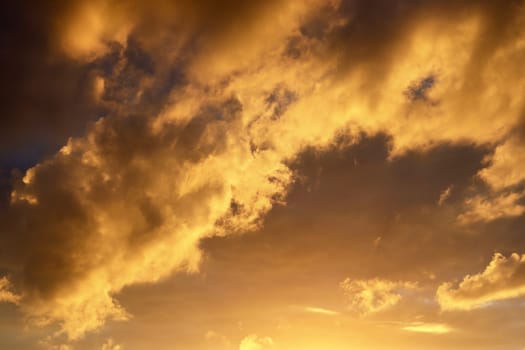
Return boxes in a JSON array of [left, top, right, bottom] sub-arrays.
[[340, 278, 417, 315], [3, 0, 525, 342], [239, 334, 273, 350], [437, 253, 525, 311]]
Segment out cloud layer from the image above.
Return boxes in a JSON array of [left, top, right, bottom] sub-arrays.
[[2, 0, 525, 345]]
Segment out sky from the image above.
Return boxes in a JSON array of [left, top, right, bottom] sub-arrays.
[[1, 0, 525, 349]]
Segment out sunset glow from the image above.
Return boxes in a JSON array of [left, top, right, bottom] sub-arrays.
[[2, 1, 525, 349]]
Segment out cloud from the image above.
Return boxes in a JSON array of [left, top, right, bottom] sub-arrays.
[[0, 276, 20, 304], [437, 253, 525, 311], [205, 330, 232, 348], [239, 334, 274, 350], [296, 305, 340, 316], [38, 337, 74, 350], [402, 322, 454, 334], [438, 186, 453, 206], [3, 0, 525, 342], [457, 191, 525, 224], [101, 338, 122, 350], [459, 135, 525, 224], [479, 137, 525, 191], [340, 278, 417, 315]]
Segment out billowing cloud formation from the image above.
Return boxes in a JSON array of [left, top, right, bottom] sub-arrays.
[[2, 0, 525, 343], [239, 334, 273, 350], [340, 278, 417, 315], [437, 253, 525, 311]]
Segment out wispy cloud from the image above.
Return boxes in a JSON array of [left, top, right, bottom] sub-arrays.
[[402, 322, 454, 334], [294, 305, 340, 316]]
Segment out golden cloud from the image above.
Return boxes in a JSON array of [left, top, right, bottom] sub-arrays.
[[437, 253, 525, 311], [479, 137, 525, 191], [239, 334, 274, 350], [101, 338, 122, 350], [402, 322, 454, 335], [0, 276, 20, 304], [457, 191, 525, 224], [3, 0, 525, 342], [296, 305, 340, 316], [340, 278, 417, 315]]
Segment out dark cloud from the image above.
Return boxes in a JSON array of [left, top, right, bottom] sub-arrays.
[[203, 133, 495, 284], [0, 1, 102, 167]]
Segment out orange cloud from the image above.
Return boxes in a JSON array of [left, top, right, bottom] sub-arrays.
[[4, 0, 525, 343], [402, 322, 454, 334], [239, 334, 274, 350], [340, 278, 417, 315], [457, 191, 525, 224], [437, 253, 525, 311], [101, 338, 122, 350], [0, 276, 20, 304], [296, 305, 340, 316]]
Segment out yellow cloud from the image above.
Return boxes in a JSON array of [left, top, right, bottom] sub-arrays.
[[437, 253, 525, 311], [58, 1, 132, 60], [297, 305, 340, 316], [239, 334, 274, 350], [101, 338, 122, 350], [205, 330, 232, 348], [0, 276, 20, 304], [459, 136, 525, 224], [5, 0, 525, 341], [402, 322, 454, 334], [479, 137, 525, 191], [340, 278, 417, 315], [457, 191, 525, 224], [438, 186, 453, 206]]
